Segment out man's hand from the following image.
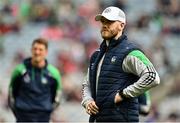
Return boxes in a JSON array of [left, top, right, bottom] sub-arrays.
[[114, 92, 123, 104], [86, 100, 99, 115]]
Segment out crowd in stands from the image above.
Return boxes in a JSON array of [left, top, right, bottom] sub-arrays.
[[0, 0, 180, 122]]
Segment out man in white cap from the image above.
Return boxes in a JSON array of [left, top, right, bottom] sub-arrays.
[[82, 6, 160, 122]]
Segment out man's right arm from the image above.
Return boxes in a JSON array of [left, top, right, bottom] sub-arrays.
[[81, 69, 99, 115], [81, 68, 94, 108], [8, 64, 25, 109]]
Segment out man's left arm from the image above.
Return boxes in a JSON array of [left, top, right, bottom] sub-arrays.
[[53, 70, 62, 109], [115, 50, 160, 102], [48, 65, 62, 109], [138, 91, 151, 116]]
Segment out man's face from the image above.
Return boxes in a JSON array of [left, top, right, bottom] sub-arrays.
[[31, 43, 47, 64], [100, 17, 124, 40]]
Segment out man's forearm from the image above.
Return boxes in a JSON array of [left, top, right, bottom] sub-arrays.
[[123, 65, 160, 97]]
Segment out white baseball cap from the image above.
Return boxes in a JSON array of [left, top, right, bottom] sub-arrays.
[[95, 6, 126, 23]]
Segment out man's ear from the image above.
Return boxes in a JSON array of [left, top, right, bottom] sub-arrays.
[[120, 23, 125, 29], [117, 22, 125, 31], [45, 49, 48, 56]]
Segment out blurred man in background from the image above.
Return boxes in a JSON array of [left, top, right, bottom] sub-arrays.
[[8, 38, 62, 122], [82, 6, 160, 122]]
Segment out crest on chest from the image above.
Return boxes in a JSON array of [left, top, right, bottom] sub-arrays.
[[111, 56, 117, 64]]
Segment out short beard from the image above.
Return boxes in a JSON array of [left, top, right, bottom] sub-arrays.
[[102, 35, 116, 40], [101, 29, 116, 40]]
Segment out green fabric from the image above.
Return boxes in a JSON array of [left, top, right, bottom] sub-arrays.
[[47, 64, 62, 91], [9, 64, 26, 88], [128, 50, 152, 66]]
